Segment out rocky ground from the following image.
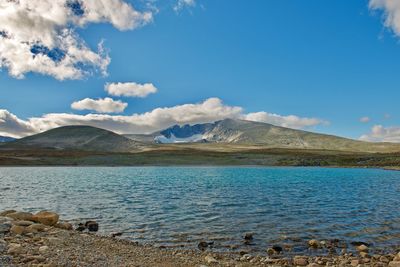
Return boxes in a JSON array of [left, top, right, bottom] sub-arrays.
[[1, 210, 400, 267]]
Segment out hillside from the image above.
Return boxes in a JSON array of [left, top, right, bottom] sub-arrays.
[[1, 126, 145, 152], [127, 119, 400, 153], [0, 136, 15, 143]]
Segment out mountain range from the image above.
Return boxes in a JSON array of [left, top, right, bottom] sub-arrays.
[[1, 119, 400, 167]]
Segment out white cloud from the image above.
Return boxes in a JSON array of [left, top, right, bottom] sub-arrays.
[[0, 98, 326, 138], [360, 116, 371, 123], [71, 97, 127, 113], [369, 0, 400, 36], [174, 0, 196, 12], [360, 125, 400, 142], [0, 0, 152, 80], [243, 112, 327, 129], [105, 82, 158, 98]]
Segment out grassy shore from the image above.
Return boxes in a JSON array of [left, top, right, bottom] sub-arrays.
[[1, 147, 400, 168]]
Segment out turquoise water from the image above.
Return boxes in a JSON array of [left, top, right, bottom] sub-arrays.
[[1, 167, 400, 254]]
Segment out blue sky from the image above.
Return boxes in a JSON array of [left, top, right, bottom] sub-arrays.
[[1, 0, 400, 141]]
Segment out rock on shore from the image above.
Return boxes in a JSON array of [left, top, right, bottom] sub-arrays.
[[1, 210, 400, 266]]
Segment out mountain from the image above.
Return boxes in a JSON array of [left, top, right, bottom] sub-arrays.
[[0, 136, 16, 143], [1, 126, 145, 152], [127, 119, 400, 153]]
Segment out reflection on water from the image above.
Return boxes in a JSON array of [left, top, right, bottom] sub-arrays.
[[1, 167, 400, 254]]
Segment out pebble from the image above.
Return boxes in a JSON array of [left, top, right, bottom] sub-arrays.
[[389, 262, 400, 267], [13, 220, 34, 227], [7, 243, 23, 255], [10, 225, 25, 235], [204, 255, 218, 264], [293, 256, 308, 266], [39, 246, 49, 253], [55, 222, 73, 230], [0, 239, 7, 253]]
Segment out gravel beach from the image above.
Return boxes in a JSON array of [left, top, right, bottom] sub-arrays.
[[1, 210, 400, 267]]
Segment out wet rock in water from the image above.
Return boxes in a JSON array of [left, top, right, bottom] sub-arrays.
[[198, 241, 209, 250], [76, 223, 86, 232], [32, 211, 59, 226], [6, 211, 34, 221], [0, 210, 16, 217], [351, 241, 369, 247], [243, 233, 253, 241], [55, 222, 73, 230], [356, 244, 369, 252], [267, 245, 283, 255], [85, 221, 99, 232], [308, 239, 320, 248], [111, 232, 123, 238], [293, 256, 308, 266], [7, 243, 23, 255], [205, 255, 218, 264]]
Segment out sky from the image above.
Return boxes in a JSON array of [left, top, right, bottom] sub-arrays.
[[1, 0, 400, 142]]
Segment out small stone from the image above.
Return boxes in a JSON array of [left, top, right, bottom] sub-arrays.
[[76, 223, 86, 232], [85, 221, 99, 232], [6, 211, 34, 221], [111, 232, 123, 237], [32, 211, 59, 226], [55, 222, 73, 230], [394, 252, 400, 261], [0, 221, 12, 234], [205, 255, 218, 264], [389, 261, 400, 267], [7, 243, 23, 255], [10, 225, 25, 235], [351, 259, 360, 267], [308, 239, 320, 248], [293, 256, 308, 266], [39, 246, 49, 253], [360, 251, 369, 258]]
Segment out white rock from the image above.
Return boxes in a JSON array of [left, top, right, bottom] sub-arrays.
[[204, 255, 218, 264]]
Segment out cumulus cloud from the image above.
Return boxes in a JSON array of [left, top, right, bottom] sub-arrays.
[[360, 125, 400, 142], [105, 82, 158, 98], [0, 98, 326, 138], [369, 0, 400, 36], [71, 97, 127, 113], [0, 0, 152, 80], [174, 0, 196, 12], [243, 112, 327, 130], [360, 116, 371, 123]]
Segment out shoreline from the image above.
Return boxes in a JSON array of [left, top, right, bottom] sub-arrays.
[[2, 210, 400, 266]]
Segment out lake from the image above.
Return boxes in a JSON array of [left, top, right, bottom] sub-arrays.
[[1, 167, 399, 255]]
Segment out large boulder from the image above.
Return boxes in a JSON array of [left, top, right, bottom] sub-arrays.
[[32, 211, 59, 226], [6, 212, 34, 221]]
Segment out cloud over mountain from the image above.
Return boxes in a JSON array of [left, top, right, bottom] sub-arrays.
[[0, 0, 152, 80], [0, 98, 325, 138], [71, 97, 128, 113], [360, 125, 400, 142]]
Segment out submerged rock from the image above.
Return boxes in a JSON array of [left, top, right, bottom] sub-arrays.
[[243, 233, 253, 241], [85, 221, 99, 232]]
